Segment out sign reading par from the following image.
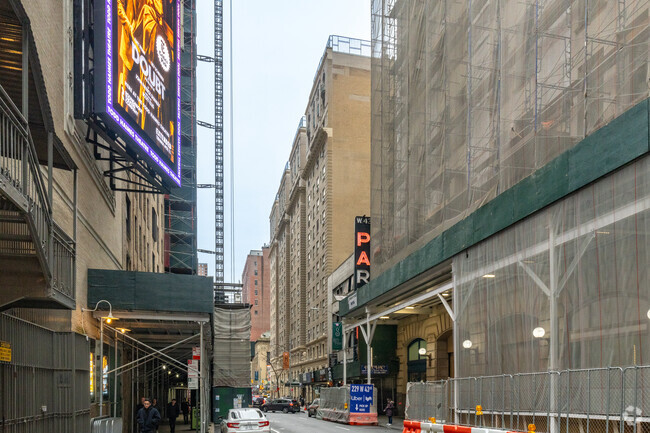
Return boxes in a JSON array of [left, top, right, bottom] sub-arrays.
[[354, 216, 371, 290]]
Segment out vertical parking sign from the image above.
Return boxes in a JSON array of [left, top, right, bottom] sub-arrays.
[[349, 384, 374, 413], [354, 217, 371, 290]]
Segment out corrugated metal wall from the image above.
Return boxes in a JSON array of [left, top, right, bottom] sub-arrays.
[[0, 313, 90, 433]]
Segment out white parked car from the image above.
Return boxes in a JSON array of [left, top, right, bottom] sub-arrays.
[[220, 408, 270, 433]]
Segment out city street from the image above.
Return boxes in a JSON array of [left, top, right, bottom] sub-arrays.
[[265, 412, 401, 433]]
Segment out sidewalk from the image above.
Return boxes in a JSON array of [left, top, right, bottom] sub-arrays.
[[155, 420, 195, 433], [377, 414, 404, 430]]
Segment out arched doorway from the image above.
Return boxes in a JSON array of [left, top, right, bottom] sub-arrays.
[[407, 339, 427, 382]]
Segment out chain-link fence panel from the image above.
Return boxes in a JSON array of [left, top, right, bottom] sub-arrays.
[[406, 366, 650, 433], [405, 381, 450, 422]]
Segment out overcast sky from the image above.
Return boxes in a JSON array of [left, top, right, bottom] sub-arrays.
[[195, 1, 371, 282]]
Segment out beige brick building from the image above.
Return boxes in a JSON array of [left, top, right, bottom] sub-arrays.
[[269, 36, 371, 400], [0, 0, 198, 426]]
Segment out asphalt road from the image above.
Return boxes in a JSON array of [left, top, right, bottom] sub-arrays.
[[265, 411, 399, 433]]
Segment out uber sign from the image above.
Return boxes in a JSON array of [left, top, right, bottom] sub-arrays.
[[354, 216, 371, 290]]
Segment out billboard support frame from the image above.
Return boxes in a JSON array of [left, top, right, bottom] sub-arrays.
[[85, 119, 170, 194]]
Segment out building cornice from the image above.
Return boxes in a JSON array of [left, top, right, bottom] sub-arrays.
[[301, 127, 331, 179]]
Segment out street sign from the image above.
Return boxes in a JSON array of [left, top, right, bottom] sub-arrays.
[[332, 322, 343, 350], [350, 384, 373, 413], [0, 341, 11, 362], [188, 359, 199, 390], [192, 346, 200, 360], [361, 364, 389, 375]]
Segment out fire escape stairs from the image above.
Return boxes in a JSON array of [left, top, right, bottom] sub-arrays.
[[0, 86, 75, 311]]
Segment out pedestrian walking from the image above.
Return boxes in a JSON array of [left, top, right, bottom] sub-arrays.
[[167, 399, 181, 433], [383, 399, 395, 426], [135, 397, 145, 431], [181, 399, 189, 424], [136, 398, 161, 433]]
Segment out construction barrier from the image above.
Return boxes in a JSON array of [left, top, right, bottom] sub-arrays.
[[402, 420, 422, 433], [407, 422, 522, 433], [320, 385, 378, 426], [349, 412, 378, 425]]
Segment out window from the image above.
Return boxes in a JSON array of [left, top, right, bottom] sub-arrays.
[[254, 310, 258, 315], [152, 207, 158, 242], [125, 195, 131, 240], [255, 290, 258, 296], [255, 280, 258, 286], [255, 300, 258, 305], [254, 270, 258, 276], [407, 339, 428, 382]]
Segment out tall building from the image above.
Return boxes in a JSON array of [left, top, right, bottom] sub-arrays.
[[242, 247, 270, 341], [251, 331, 271, 388], [269, 36, 371, 399], [0, 0, 210, 428], [198, 262, 208, 277], [338, 0, 650, 421]]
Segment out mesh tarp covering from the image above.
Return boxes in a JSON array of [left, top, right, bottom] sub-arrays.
[[455, 155, 650, 376], [320, 387, 351, 423], [213, 307, 252, 387], [370, 0, 650, 275], [319, 386, 379, 424]]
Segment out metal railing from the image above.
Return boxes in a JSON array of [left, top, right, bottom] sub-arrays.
[[52, 222, 76, 302], [327, 35, 372, 57], [406, 366, 650, 433], [0, 83, 75, 306], [313, 35, 372, 82]]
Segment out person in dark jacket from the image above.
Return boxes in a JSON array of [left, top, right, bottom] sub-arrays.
[[167, 399, 181, 433], [135, 397, 145, 430], [383, 400, 395, 426], [181, 400, 189, 424], [137, 398, 161, 433]]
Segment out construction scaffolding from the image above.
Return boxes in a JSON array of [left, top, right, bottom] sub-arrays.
[[370, 0, 649, 275], [165, 0, 199, 275]]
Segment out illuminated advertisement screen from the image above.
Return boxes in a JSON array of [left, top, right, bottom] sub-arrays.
[[94, 0, 181, 186]]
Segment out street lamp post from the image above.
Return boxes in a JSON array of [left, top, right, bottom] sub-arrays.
[[82, 299, 117, 417]]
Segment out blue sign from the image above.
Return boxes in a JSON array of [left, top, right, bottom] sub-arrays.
[[361, 364, 389, 375], [350, 384, 374, 413]]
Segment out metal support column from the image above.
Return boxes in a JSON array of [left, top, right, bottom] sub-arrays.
[[549, 227, 559, 433], [200, 322, 205, 433], [114, 329, 118, 417], [453, 269, 460, 424], [21, 25, 28, 119], [99, 318, 104, 416], [359, 310, 377, 385], [47, 132, 53, 266], [343, 329, 349, 386]]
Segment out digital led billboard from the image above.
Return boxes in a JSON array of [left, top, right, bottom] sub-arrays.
[[94, 0, 181, 186]]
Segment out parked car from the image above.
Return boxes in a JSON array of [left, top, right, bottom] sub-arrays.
[[307, 398, 320, 417], [220, 408, 270, 433], [261, 398, 297, 413]]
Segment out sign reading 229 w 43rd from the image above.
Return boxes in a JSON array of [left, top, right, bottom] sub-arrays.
[[349, 384, 373, 413], [94, 0, 182, 186]]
